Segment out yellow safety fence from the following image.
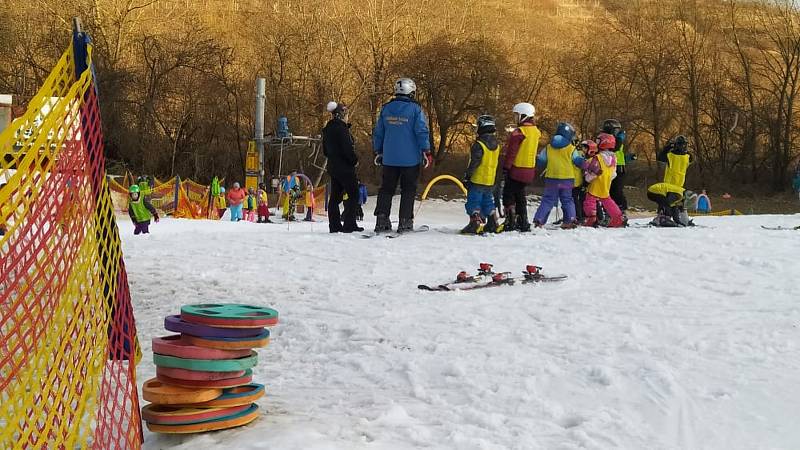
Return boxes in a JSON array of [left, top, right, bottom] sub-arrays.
[[0, 34, 142, 449]]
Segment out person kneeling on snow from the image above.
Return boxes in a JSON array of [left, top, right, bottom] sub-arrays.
[[647, 182, 695, 227], [128, 184, 159, 235], [582, 134, 625, 228], [462, 115, 502, 234], [532, 122, 584, 229]]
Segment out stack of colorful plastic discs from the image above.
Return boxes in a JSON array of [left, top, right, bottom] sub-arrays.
[[142, 304, 278, 433]]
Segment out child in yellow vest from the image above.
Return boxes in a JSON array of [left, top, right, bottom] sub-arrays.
[[647, 182, 695, 227], [127, 185, 159, 235], [582, 134, 625, 227], [502, 103, 540, 232], [658, 135, 691, 188], [570, 144, 586, 223], [532, 122, 583, 228], [462, 115, 502, 234]]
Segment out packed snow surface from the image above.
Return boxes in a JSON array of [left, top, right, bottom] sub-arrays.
[[123, 199, 800, 450]]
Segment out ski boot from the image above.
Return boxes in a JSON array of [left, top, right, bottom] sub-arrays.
[[671, 209, 687, 227], [502, 208, 517, 232], [342, 221, 364, 233], [485, 213, 502, 234], [582, 215, 598, 227], [397, 218, 414, 233], [607, 215, 625, 228], [560, 220, 578, 230], [651, 214, 679, 227], [517, 211, 532, 232], [460, 213, 483, 235], [374, 214, 392, 233]]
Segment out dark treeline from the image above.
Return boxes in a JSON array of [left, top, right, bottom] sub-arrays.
[[1, 0, 798, 191]]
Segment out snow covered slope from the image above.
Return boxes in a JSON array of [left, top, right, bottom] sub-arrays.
[[123, 200, 800, 450]]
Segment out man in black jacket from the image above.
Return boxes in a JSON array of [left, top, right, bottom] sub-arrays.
[[323, 101, 363, 233]]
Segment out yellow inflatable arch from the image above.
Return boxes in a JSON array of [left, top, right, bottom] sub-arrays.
[[420, 175, 468, 200]]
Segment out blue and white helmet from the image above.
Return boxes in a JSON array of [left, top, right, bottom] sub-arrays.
[[394, 78, 417, 96]]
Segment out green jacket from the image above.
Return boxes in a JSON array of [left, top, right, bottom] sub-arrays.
[[128, 196, 158, 223]]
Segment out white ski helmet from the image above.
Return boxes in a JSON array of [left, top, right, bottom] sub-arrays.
[[395, 78, 417, 96], [512, 102, 536, 123]]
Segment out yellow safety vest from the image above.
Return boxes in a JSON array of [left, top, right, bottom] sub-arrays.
[[470, 141, 500, 186], [214, 195, 227, 209], [664, 153, 690, 188], [513, 125, 540, 169], [572, 162, 583, 188], [615, 143, 626, 167], [129, 197, 152, 222], [588, 154, 613, 199], [648, 182, 684, 205], [545, 144, 576, 180]]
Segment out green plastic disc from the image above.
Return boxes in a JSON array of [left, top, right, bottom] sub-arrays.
[[153, 351, 258, 372], [181, 304, 279, 328]]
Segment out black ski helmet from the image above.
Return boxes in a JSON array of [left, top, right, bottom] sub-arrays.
[[674, 135, 689, 153], [601, 118, 622, 135], [476, 114, 496, 134]]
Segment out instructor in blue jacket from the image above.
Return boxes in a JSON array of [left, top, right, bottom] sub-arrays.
[[373, 78, 432, 233]]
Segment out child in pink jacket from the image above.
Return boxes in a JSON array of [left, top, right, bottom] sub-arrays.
[[582, 134, 625, 227]]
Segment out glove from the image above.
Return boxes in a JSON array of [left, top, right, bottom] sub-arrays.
[[423, 152, 433, 169], [374, 154, 383, 166]]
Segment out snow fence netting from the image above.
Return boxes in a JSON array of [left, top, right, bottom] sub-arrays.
[[0, 32, 142, 449]]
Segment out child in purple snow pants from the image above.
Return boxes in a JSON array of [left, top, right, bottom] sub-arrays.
[[134, 222, 151, 235], [533, 179, 576, 225]]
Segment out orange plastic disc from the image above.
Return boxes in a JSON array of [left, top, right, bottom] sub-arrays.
[[171, 384, 265, 408], [142, 378, 222, 405], [142, 403, 251, 425], [182, 333, 270, 350], [145, 403, 259, 434]]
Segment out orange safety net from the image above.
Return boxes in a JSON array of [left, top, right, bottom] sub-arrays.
[[0, 36, 142, 449], [176, 178, 210, 219], [147, 176, 177, 216], [173, 184, 205, 219]]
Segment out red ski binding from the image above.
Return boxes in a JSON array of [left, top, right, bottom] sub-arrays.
[[524, 265, 542, 276]]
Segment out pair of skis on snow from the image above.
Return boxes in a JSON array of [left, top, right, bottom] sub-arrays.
[[418, 263, 567, 292], [361, 225, 430, 239], [761, 225, 799, 231]]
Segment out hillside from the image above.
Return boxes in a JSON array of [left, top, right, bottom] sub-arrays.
[[0, 0, 798, 194]]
